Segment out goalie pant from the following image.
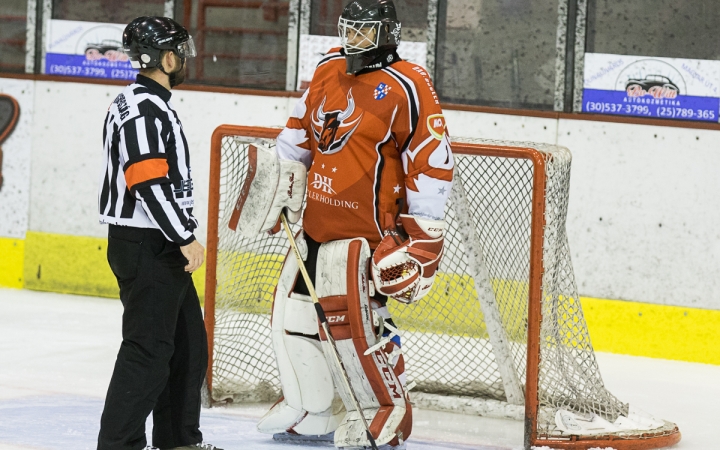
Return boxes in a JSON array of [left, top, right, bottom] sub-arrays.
[[257, 233, 411, 448]]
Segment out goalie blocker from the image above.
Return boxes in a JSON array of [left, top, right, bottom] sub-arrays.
[[256, 235, 411, 449]]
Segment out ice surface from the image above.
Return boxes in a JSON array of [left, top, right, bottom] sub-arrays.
[[0, 288, 717, 449]]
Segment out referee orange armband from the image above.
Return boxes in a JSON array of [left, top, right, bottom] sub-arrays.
[[124, 157, 169, 192]]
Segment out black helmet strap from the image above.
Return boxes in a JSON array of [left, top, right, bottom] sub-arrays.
[[157, 51, 187, 88]]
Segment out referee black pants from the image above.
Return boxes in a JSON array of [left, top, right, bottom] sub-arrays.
[[98, 225, 208, 450]]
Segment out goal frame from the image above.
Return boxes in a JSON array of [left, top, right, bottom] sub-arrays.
[[203, 124, 681, 450]]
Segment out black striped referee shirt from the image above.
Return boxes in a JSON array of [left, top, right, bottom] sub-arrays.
[[98, 75, 198, 245]]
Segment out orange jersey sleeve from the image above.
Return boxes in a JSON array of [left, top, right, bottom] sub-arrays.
[[384, 62, 454, 220], [276, 49, 453, 248]]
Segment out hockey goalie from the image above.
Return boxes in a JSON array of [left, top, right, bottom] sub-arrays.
[[231, 0, 453, 448]]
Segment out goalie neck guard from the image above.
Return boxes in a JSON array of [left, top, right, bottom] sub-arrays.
[[338, 0, 401, 75]]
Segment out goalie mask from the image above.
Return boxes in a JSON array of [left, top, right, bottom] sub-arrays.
[[338, 0, 401, 75], [123, 16, 197, 87]]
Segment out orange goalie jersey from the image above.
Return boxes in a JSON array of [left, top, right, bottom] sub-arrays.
[[276, 48, 454, 248]]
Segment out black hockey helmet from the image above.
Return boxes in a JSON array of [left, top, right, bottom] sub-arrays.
[[338, 0, 401, 75], [123, 16, 196, 70]]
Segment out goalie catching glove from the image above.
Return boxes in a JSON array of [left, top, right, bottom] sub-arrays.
[[228, 143, 306, 236], [371, 214, 445, 304]]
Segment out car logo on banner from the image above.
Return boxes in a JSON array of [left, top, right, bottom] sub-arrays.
[[427, 114, 446, 140], [625, 74, 680, 99], [374, 82, 391, 100]]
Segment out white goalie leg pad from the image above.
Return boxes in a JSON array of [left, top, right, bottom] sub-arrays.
[[257, 240, 344, 435], [228, 143, 307, 236], [314, 239, 412, 448]]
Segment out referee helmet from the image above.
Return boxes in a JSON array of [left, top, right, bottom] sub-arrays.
[[123, 16, 196, 71]]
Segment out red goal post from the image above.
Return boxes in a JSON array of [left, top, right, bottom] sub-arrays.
[[204, 124, 680, 450]]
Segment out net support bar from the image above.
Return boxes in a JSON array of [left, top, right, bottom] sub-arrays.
[[450, 165, 524, 406]]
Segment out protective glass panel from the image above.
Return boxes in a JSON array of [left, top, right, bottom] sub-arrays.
[[0, 0, 29, 73], [435, 0, 560, 110], [187, 1, 289, 89], [51, 0, 165, 22], [586, 0, 720, 59]]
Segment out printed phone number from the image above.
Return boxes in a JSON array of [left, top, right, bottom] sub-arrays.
[[656, 107, 716, 120], [48, 65, 136, 80], [586, 102, 716, 120]]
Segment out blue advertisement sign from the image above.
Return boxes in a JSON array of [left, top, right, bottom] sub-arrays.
[[45, 20, 138, 81], [582, 54, 720, 123]]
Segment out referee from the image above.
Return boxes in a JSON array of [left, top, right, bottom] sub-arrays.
[[97, 17, 218, 450]]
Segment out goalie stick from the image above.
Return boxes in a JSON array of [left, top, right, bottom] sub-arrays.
[[279, 212, 380, 450]]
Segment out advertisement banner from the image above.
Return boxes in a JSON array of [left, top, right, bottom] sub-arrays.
[[45, 20, 138, 81], [297, 35, 426, 90], [583, 53, 720, 122]]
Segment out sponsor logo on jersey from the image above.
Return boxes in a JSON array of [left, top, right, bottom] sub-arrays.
[[427, 114, 446, 140], [311, 89, 363, 154], [174, 179, 194, 196], [310, 173, 336, 195], [307, 191, 359, 210], [374, 82, 391, 100]]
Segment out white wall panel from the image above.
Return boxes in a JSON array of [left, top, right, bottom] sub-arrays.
[[30, 81, 128, 239], [559, 119, 720, 309], [444, 109, 558, 143], [28, 81, 293, 243], [0, 79, 35, 239]]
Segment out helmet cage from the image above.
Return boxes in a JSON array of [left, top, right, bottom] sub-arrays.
[[338, 18, 381, 55]]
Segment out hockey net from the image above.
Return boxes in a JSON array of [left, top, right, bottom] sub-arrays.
[[204, 125, 680, 449]]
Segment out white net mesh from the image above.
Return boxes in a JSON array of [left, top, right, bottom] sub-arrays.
[[206, 129, 678, 446]]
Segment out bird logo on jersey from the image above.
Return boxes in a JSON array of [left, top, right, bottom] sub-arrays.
[[311, 89, 363, 154]]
